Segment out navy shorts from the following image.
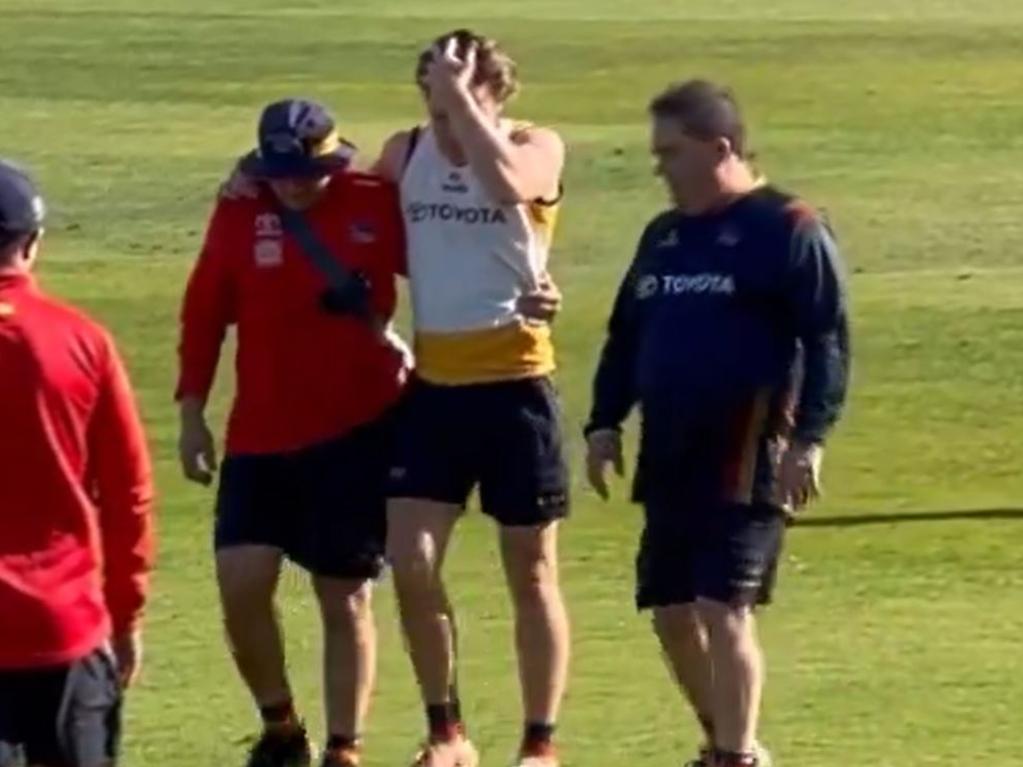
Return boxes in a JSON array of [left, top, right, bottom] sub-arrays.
[[214, 415, 393, 579], [0, 647, 122, 767], [387, 376, 569, 526], [636, 503, 786, 609], [634, 398, 788, 609]]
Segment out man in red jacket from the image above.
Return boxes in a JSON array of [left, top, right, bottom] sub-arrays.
[[176, 100, 408, 767], [0, 159, 155, 767]]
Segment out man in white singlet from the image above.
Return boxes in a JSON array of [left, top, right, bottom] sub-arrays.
[[373, 28, 570, 767]]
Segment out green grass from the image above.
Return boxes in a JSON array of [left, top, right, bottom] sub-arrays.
[[2, 1, 1022, 764]]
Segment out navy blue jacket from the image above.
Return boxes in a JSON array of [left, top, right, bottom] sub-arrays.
[[586, 185, 850, 446]]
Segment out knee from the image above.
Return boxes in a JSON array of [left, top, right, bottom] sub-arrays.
[[506, 548, 560, 607], [386, 504, 446, 589], [220, 593, 274, 640], [319, 583, 374, 636], [698, 600, 755, 647], [652, 604, 703, 644], [388, 535, 438, 592], [217, 560, 277, 621], [387, 535, 445, 613]]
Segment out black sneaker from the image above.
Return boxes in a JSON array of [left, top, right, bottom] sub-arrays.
[[685, 747, 712, 767], [245, 724, 313, 767]]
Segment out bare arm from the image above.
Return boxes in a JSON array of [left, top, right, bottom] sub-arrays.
[[371, 130, 414, 183], [446, 95, 564, 204], [424, 40, 563, 204]]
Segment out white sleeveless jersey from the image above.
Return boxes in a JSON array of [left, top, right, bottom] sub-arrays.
[[400, 123, 559, 385]]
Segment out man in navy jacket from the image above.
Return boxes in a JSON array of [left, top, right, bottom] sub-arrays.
[[584, 80, 850, 767]]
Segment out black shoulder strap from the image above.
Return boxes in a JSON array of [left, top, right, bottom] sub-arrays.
[[402, 126, 422, 176], [275, 204, 358, 293]]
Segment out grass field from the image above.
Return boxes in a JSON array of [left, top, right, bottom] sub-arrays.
[[2, 1, 1023, 765]]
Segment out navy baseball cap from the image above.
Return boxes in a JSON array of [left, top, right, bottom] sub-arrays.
[[0, 159, 45, 237], [239, 99, 356, 179]]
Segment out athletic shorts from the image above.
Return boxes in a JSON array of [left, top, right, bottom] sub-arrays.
[[387, 376, 569, 526], [0, 647, 122, 767], [633, 400, 788, 609], [214, 414, 393, 579], [636, 503, 786, 609]]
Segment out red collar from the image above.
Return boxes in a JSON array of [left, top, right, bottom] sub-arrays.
[[0, 270, 35, 290]]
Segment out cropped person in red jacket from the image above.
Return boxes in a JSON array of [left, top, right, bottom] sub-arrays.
[[0, 158, 155, 767], [175, 100, 408, 767]]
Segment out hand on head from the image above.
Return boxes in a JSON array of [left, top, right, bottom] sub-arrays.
[[423, 34, 479, 109]]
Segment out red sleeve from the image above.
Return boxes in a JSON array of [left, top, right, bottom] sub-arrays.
[[381, 181, 407, 278], [367, 182, 405, 319], [175, 202, 236, 401], [88, 334, 156, 635]]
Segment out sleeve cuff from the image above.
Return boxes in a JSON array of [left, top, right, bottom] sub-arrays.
[[174, 381, 209, 403]]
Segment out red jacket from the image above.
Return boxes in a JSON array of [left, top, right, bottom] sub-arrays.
[[176, 172, 407, 455], [0, 272, 155, 669]]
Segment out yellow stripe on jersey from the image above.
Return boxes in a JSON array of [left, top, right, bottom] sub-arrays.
[[415, 320, 555, 385], [514, 119, 562, 251], [528, 192, 561, 250]]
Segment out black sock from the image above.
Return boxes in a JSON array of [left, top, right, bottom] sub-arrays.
[[523, 722, 556, 745], [327, 734, 360, 751], [426, 701, 462, 740], [522, 722, 556, 755], [260, 700, 298, 727]]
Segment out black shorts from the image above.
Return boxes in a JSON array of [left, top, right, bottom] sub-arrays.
[[387, 376, 569, 526], [636, 503, 786, 609], [215, 415, 393, 579], [0, 647, 122, 767], [634, 398, 788, 609]]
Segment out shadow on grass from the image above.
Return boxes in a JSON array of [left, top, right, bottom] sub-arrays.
[[795, 508, 1023, 528]]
